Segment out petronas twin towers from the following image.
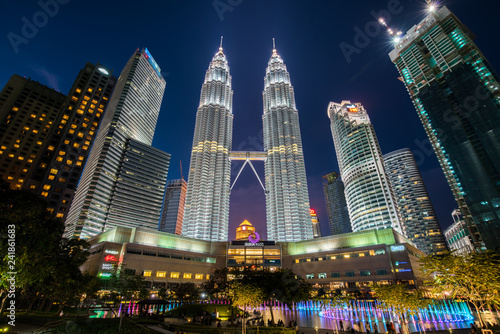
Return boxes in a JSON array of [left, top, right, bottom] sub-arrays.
[[182, 42, 313, 242]]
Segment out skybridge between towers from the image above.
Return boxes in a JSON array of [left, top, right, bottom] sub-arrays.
[[229, 151, 267, 193]]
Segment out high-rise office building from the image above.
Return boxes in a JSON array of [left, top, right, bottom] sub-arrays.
[[0, 64, 116, 221], [322, 172, 352, 235], [28, 63, 116, 220], [158, 178, 187, 235], [310, 209, 321, 238], [384, 148, 447, 254], [64, 48, 168, 239], [0, 75, 66, 190], [389, 6, 500, 251], [328, 101, 403, 234], [444, 209, 476, 254], [182, 44, 233, 241], [263, 46, 312, 242]]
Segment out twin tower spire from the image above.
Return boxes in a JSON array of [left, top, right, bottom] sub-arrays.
[[182, 39, 312, 242]]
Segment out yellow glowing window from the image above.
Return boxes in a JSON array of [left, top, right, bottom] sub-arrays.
[[82, 123, 88, 127], [92, 99, 98, 104], [170, 272, 180, 278], [76, 161, 82, 166], [71, 96, 78, 101], [39, 117, 44, 121], [64, 140, 70, 145], [68, 105, 73, 110], [92, 121, 98, 127], [47, 208, 54, 214], [344, 254, 350, 258], [17, 156, 24, 160], [82, 145, 88, 150], [87, 87, 93, 92], [99, 104, 104, 108], [294, 259, 299, 263], [14, 144, 19, 148], [7, 176, 14, 181], [330, 256, 336, 260], [143, 270, 152, 277], [0, 151, 4, 155], [89, 131, 94, 135], [29, 185, 36, 190], [32, 129, 38, 134], [36, 141, 42, 146], [71, 124, 77, 129], [48, 175, 55, 180], [73, 143, 80, 148], [41, 191, 48, 197], [88, 109, 94, 114], [83, 96, 90, 100], [63, 115, 69, 120], [96, 113, 101, 117], [306, 258, 311, 262], [50, 168, 58, 174], [30, 114, 36, 118], [90, 104, 96, 109], [22, 168, 28, 173], [0, 146, 6, 150], [78, 156, 84, 161], [195, 274, 203, 279], [97, 108, 103, 113], [206, 274, 210, 280], [59, 177, 66, 183], [369, 250, 375, 256], [183, 273, 192, 279], [75, 88, 82, 93], [43, 184, 51, 190], [56, 157, 63, 162], [48, 146, 54, 151], [84, 140, 90, 145], [59, 151, 66, 156], [358, 253, 365, 257], [66, 160, 73, 165], [103, 96, 108, 100], [27, 159, 33, 163], [56, 213, 64, 218], [68, 129, 75, 134], [12, 107, 19, 111], [78, 132, 84, 138], [8, 154, 14, 158], [23, 126, 29, 131], [156, 271, 166, 278], [77, 109, 84, 115], [40, 163, 47, 168]]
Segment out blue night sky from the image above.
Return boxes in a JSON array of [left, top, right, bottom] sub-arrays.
[[1, 0, 499, 240]]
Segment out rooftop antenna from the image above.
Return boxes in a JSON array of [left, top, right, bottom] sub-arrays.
[[180, 160, 184, 180], [378, 17, 403, 43], [273, 38, 275, 50], [219, 36, 223, 50]]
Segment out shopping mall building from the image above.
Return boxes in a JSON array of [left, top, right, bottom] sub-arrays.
[[82, 223, 425, 294]]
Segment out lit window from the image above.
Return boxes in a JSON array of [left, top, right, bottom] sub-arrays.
[[59, 178, 66, 183], [73, 143, 80, 148], [156, 271, 166, 278], [87, 87, 93, 92], [59, 151, 66, 156], [195, 274, 204, 279], [56, 157, 63, 162], [77, 109, 84, 115], [41, 191, 49, 197], [27, 159, 33, 163], [144, 270, 152, 277], [76, 161, 83, 166], [12, 107, 19, 111], [23, 126, 29, 131], [47, 146, 54, 151], [43, 184, 51, 190], [66, 160, 73, 165], [29, 185, 36, 190], [50, 168, 58, 174], [30, 114, 36, 118], [8, 154, 14, 158], [68, 129, 75, 134], [78, 156, 84, 161], [170, 272, 180, 278], [48, 175, 55, 180], [7, 176, 14, 181], [75, 88, 82, 93], [183, 273, 192, 279], [78, 132, 84, 138], [82, 145, 88, 150], [0, 146, 6, 150], [71, 96, 78, 101], [32, 129, 38, 134], [63, 115, 69, 120], [17, 156, 24, 160], [56, 213, 64, 218], [294, 259, 299, 263], [83, 96, 90, 100], [71, 124, 77, 129]]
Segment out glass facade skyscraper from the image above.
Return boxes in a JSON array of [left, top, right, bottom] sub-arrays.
[[263, 47, 312, 241], [328, 101, 403, 234], [322, 172, 352, 235], [384, 148, 447, 255], [182, 45, 233, 242], [389, 6, 500, 251], [159, 178, 187, 235], [64, 48, 168, 239]]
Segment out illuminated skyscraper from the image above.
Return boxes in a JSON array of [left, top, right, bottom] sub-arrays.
[[389, 6, 500, 250], [182, 44, 233, 241], [328, 101, 403, 234], [310, 209, 321, 238], [158, 178, 187, 235], [322, 172, 352, 235], [64, 48, 168, 239], [235, 219, 256, 241], [263, 46, 312, 241], [384, 148, 447, 255]]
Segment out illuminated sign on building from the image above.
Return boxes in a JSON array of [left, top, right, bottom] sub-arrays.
[[102, 263, 114, 270], [104, 255, 118, 262], [346, 105, 358, 112], [395, 261, 408, 266], [390, 245, 405, 251], [105, 250, 119, 255], [244, 242, 264, 247], [248, 232, 260, 244], [99, 273, 112, 278], [310, 209, 316, 215], [396, 268, 412, 273]]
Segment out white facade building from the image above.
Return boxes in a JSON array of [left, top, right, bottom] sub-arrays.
[[263, 47, 312, 241], [182, 45, 233, 241], [64, 48, 168, 239], [328, 101, 403, 234]]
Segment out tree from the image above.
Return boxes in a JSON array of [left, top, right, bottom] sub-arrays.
[[372, 284, 430, 334], [419, 251, 500, 328], [238, 268, 312, 324], [171, 282, 199, 300], [0, 186, 90, 313], [229, 281, 265, 334], [110, 267, 148, 301], [202, 267, 231, 298]]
